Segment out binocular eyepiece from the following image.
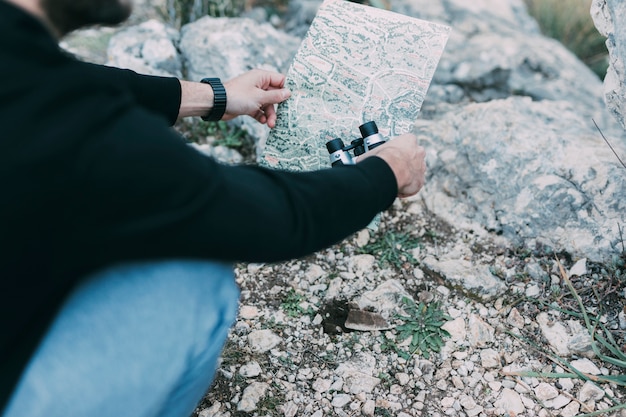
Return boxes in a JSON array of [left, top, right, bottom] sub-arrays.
[[326, 121, 387, 167]]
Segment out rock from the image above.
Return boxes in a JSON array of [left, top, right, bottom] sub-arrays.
[[537, 313, 571, 356], [561, 401, 581, 417], [281, 401, 299, 417], [480, 348, 501, 369], [349, 254, 376, 278], [544, 394, 571, 410], [534, 382, 559, 401], [570, 358, 602, 375], [507, 308, 525, 329], [312, 378, 332, 393], [578, 380, 605, 402], [422, 256, 506, 300], [189, 143, 243, 164], [239, 305, 259, 319], [442, 316, 467, 342], [569, 258, 588, 277], [467, 314, 495, 347], [341, 371, 380, 394], [331, 393, 351, 408], [494, 388, 525, 416], [107, 20, 182, 77], [592, 0, 626, 130], [237, 382, 269, 412], [525, 284, 541, 298], [247, 329, 282, 353], [239, 361, 262, 378], [416, 97, 626, 263], [362, 399, 376, 417]]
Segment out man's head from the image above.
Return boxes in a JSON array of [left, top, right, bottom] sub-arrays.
[[40, 0, 132, 37]]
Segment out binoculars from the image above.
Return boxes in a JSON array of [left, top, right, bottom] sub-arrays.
[[325, 121, 387, 167]]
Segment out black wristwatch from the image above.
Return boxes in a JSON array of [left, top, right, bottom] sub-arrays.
[[200, 78, 227, 121]]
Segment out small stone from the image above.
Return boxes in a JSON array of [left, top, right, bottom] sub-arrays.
[[578, 381, 605, 402], [354, 229, 370, 247], [468, 314, 495, 347], [305, 264, 325, 281], [247, 329, 281, 353], [362, 400, 376, 417], [525, 284, 541, 297], [237, 382, 269, 412], [569, 259, 587, 277], [480, 348, 501, 368], [442, 316, 467, 342], [537, 313, 571, 356], [570, 358, 601, 375], [561, 401, 580, 417], [507, 307, 525, 328], [239, 361, 262, 378], [312, 378, 332, 393], [281, 401, 299, 417], [494, 388, 525, 415], [396, 372, 410, 386], [331, 393, 352, 408], [534, 382, 559, 401], [239, 305, 259, 319], [544, 394, 571, 409]]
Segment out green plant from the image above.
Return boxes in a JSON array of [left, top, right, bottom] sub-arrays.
[[394, 297, 451, 360], [206, 120, 249, 149], [359, 231, 420, 269], [523, 0, 608, 79], [165, 0, 245, 27], [280, 288, 315, 318]]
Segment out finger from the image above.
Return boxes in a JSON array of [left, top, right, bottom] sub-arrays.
[[261, 88, 291, 105], [263, 103, 277, 124], [262, 72, 287, 89]]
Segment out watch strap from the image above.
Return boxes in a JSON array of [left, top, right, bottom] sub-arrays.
[[200, 78, 227, 122]]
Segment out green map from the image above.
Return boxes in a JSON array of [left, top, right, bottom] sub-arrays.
[[261, 0, 450, 171]]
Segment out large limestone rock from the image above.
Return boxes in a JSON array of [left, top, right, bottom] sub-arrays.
[[107, 19, 182, 78], [591, 0, 626, 131], [415, 97, 626, 260]]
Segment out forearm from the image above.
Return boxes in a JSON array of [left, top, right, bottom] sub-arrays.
[[178, 80, 215, 119]]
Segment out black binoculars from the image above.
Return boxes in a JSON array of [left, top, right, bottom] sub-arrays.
[[325, 121, 387, 167]]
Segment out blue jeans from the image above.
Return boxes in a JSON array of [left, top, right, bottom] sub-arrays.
[[3, 260, 239, 417]]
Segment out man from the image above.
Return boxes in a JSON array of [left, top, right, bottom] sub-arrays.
[[0, 0, 427, 416]]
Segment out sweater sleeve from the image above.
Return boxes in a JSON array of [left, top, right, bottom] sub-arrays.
[[77, 62, 182, 125], [68, 106, 398, 269]]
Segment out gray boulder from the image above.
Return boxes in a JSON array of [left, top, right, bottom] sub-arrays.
[[415, 97, 626, 261], [107, 19, 182, 78], [592, 0, 626, 131]]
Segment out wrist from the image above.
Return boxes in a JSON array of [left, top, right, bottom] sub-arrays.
[[200, 78, 227, 122]]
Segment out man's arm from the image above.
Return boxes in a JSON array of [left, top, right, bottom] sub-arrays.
[[68, 106, 425, 270], [179, 69, 290, 127]]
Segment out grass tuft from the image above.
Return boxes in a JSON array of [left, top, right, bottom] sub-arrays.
[[523, 0, 608, 79]]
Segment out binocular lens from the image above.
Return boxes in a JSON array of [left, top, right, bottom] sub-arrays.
[[326, 138, 345, 153], [359, 121, 378, 138]]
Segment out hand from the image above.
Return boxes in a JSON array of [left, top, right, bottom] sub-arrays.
[[360, 134, 426, 198], [223, 69, 291, 128]]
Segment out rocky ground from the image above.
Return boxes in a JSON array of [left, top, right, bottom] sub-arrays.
[[192, 196, 626, 417]]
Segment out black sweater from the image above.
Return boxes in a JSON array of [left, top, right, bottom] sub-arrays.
[[0, 0, 398, 410]]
